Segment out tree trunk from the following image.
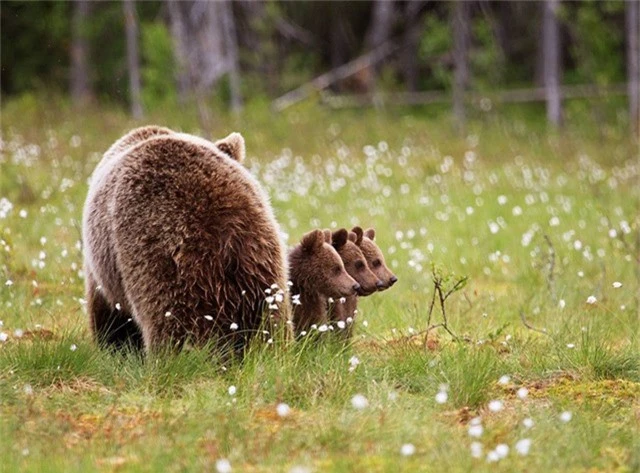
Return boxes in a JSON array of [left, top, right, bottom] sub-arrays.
[[543, 0, 562, 126], [221, 0, 242, 113], [626, 0, 639, 137], [123, 0, 143, 119], [402, 1, 423, 92], [70, 0, 93, 106], [364, 0, 395, 90], [452, 0, 470, 131], [167, 0, 191, 104]]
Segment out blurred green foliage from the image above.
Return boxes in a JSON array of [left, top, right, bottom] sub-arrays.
[[0, 0, 631, 112]]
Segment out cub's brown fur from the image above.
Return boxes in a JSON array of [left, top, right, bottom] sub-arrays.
[[358, 227, 397, 289], [328, 227, 383, 337], [83, 132, 288, 354], [288, 229, 359, 335]]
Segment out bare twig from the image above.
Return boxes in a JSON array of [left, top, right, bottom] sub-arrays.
[[543, 234, 557, 301], [519, 310, 551, 337]]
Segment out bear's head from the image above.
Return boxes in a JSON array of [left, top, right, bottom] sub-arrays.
[[290, 229, 360, 298], [354, 227, 398, 291], [214, 132, 246, 163], [327, 227, 382, 296]]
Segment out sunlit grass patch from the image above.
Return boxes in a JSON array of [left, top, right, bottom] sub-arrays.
[[1, 99, 638, 471]]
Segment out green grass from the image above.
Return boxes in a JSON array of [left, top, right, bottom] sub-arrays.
[[1, 95, 639, 472]]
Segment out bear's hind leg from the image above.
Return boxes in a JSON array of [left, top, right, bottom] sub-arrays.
[[86, 273, 143, 351]]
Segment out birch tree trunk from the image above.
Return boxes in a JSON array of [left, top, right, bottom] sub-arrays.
[[167, 0, 191, 104], [626, 0, 639, 137], [70, 0, 93, 106], [452, 0, 470, 130], [543, 0, 562, 126], [402, 1, 423, 92], [123, 0, 143, 118], [221, 0, 242, 113], [364, 0, 395, 89]]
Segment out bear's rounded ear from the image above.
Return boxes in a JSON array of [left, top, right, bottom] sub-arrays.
[[301, 229, 324, 253], [364, 228, 376, 240], [351, 226, 364, 245], [348, 231, 357, 243], [331, 228, 348, 249], [323, 229, 332, 244], [215, 132, 246, 163]]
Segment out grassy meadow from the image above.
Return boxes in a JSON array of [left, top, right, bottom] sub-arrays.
[[1, 96, 639, 472]]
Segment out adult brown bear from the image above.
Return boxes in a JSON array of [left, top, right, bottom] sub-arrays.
[[82, 130, 288, 354]]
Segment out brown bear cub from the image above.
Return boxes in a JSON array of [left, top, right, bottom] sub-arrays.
[[329, 226, 397, 338], [83, 130, 288, 355], [358, 227, 397, 289], [288, 229, 360, 335]]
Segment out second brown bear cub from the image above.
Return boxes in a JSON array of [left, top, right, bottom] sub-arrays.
[[329, 227, 397, 337]]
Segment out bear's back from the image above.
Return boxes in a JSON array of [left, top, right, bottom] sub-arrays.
[[109, 135, 288, 338]]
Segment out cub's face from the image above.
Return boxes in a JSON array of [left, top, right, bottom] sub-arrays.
[[332, 230, 382, 296], [355, 227, 398, 291], [298, 229, 360, 298]]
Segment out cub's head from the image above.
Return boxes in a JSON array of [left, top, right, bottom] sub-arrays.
[[329, 227, 382, 296], [354, 227, 398, 291], [289, 229, 360, 298], [214, 132, 246, 163]]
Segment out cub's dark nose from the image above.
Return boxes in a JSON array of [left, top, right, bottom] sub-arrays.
[[376, 280, 386, 289], [389, 275, 398, 286], [352, 283, 361, 293]]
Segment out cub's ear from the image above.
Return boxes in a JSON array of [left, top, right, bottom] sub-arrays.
[[351, 226, 364, 245], [323, 229, 332, 244], [215, 132, 246, 163], [364, 227, 376, 240], [331, 228, 348, 249], [301, 229, 324, 253], [348, 231, 357, 243]]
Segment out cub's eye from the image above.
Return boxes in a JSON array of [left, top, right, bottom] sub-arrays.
[[372, 259, 382, 268], [355, 260, 365, 270], [333, 266, 342, 275]]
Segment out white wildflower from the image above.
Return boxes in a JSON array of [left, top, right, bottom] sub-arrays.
[[470, 441, 483, 458], [515, 438, 531, 456], [517, 387, 529, 399], [276, 403, 291, 417], [351, 394, 369, 410], [559, 411, 572, 423], [468, 424, 483, 438], [586, 295, 597, 304], [488, 400, 503, 412], [228, 385, 237, 396], [230, 322, 238, 330], [495, 444, 509, 459], [400, 443, 415, 456], [215, 459, 232, 473]]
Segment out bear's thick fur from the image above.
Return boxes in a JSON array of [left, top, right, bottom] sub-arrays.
[[83, 130, 288, 354], [358, 228, 397, 289], [288, 229, 359, 334]]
